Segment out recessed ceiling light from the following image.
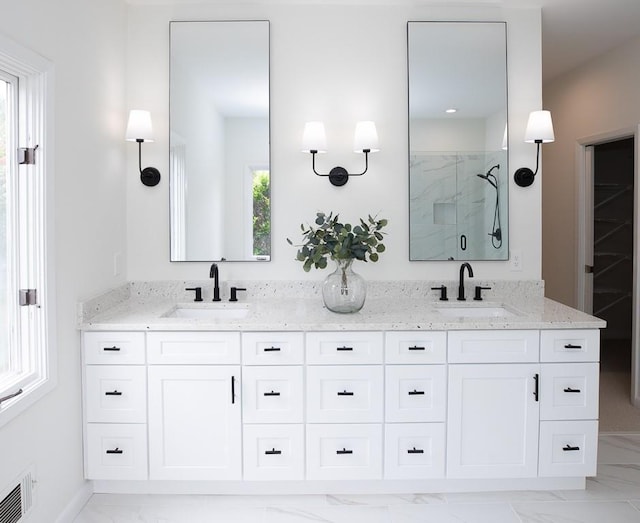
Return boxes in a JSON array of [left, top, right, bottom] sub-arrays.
[[445, 108, 457, 114]]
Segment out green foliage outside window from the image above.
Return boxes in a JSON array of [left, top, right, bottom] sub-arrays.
[[252, 170, 270, 256]]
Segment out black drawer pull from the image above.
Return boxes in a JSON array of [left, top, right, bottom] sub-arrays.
[[336, 448, 353, 455], [408, 390, 425, 396], [264, 391, 281, 397], [265, 448, 282, 455], [407, 447, 424, 454], [336, 346, 353, 351], [564, 343, 582, 349], [103, 346, 121, 352], [264, 346, 281, 352], [106, 448, 123, 455], [563, 445, 580, 452], [337, 390, 354, 396], [533, 373, 539, 402], [105, 390, 123, 396], [408, 346, 425, 351], [564, 387, 581, 393]]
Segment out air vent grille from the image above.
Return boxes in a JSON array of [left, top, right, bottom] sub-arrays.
[[0, 468, 34, 523]]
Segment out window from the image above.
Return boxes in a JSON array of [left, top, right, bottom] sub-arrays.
[[252, 168, 270, 258], [0, 34, 54, 427]]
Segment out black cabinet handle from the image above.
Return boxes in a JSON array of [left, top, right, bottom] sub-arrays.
[[408, 390, 425, 396], [105, 390, 123, 396], [336, 448, 353, 455], [103, 346, 121, 352], [337, 390, 354, 396], [460, 234, 467, 251], [408, 345, 426, 351], [407, 447, 424, 454], [534, 374, 539, 402], [106, 448, 123, 455], [336, 346, 353, 351], [263, 346, 281, 352], [564, 343, 582, 349], [563, 445, 580, 452], [265, 448, 282, 455], [264, 391, 281, 397], [564, 387, 582, 393], [231, 375, 236, 404]]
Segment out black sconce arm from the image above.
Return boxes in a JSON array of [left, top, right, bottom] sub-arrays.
[[514, 140, 542, 188], [310, 149, 371, 187], [136, 139, 161, 187]]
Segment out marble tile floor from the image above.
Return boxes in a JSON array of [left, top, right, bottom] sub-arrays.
[[74, 434, 640, 523]]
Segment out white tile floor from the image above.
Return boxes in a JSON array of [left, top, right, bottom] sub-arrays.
[[74, 434, 640, 523]]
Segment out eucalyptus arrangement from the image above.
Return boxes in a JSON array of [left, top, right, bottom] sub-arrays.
[[287, 212, 388, 313], [287, 212, 388, 271]]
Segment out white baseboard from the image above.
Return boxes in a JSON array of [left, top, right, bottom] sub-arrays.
[[54, 480, 93, 523]]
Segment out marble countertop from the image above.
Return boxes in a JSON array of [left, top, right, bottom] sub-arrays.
[[78, 280, 606, 332]]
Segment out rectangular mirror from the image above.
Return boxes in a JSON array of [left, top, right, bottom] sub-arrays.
[[170, 20, 270, 262], [408, 21, 508, 261]]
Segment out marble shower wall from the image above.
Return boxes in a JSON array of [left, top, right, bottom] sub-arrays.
[[409, 151, 508, 261]]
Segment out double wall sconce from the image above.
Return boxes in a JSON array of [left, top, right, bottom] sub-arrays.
[[126, 109, 161, 187], [514, 110, 555, 187], [302, 121, 379, 186]]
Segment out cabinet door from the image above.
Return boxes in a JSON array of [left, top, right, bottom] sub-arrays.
[[447, 364, 540, 478], [148, 366, 241, 480], [242, 366, 304, 423], [385, 365, 446, 422]]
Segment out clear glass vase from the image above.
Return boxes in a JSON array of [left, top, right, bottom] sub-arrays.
[[322, 258, 367, 313]]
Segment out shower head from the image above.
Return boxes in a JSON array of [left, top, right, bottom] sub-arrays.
[[477, 172, 497, 189]]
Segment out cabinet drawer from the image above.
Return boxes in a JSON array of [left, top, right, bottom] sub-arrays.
[[242, 366, 303, 423], [540, 330, 600, 362], [385, 365, 446, 422], [243, 424, 304, 481], [307, 366, 383, 423], [540, 363, 599, 421], [85, 366, 147, 423], [306, 332, 383, 364], [83, 332, 145, 365], [385, 331, 446, 364], [242, 332, 304, 365], [147, 331, 240, 364], [384, 423, 445, 479], [448, 330, 539, 363], [306, 424, 382, 480], [539, 420, 598, 477], [85, 423, 148, 480]]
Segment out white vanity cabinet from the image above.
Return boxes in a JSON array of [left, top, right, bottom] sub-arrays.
[[81, 325, 601, 492], [146, 332, 242, 481], [383, 331, 447, 480], [305, 332, 384, 480], [241, 332, 305, 481], [82, 331, 148, 481]]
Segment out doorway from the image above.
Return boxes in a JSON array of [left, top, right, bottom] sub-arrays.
[[578, 133, 640, 430]]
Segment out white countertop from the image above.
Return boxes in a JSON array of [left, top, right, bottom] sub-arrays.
[[78, 280, 605, 332]]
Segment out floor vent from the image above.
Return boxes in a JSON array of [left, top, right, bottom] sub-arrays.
[[0, 468, 34, 523]]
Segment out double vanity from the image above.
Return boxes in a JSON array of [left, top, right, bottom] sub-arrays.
[[79, 280, 605, 494]]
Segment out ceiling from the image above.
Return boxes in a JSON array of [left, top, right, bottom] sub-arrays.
[[128, 0, 640, 82]]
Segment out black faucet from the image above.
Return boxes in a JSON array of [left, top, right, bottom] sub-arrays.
[[457, 262, 474, 301], [210, 263, 221, 302]]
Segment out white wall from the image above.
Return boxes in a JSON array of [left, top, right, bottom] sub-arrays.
[[543, 34, 640, 306], [126, 4, 543, 283], [0, 0, 127, 520]]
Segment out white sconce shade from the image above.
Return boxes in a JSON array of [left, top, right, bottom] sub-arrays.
[[524, 110, 555, 143], [353, 121, 379, 153], [302, 121, 327, 153], [126, 109, 155, 142]]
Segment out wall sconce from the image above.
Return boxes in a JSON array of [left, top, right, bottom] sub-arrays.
[[302, 121, 379, 186], [513, 110, 555, 187], [126, 109, 161, 187]]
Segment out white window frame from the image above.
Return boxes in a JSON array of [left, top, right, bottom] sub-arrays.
[[0, 33, 55, 428]]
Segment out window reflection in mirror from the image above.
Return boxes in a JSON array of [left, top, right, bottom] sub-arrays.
[[170, 20, 270, 262], [408, 22, 508, 261]]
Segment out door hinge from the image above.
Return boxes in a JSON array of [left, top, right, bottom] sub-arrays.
[[18, 145, 39, 165], [19, 289, 38, 306]]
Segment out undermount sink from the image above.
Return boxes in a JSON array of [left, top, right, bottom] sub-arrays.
[[163, 303, 250, 320], [434, 304, 516, 318]]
